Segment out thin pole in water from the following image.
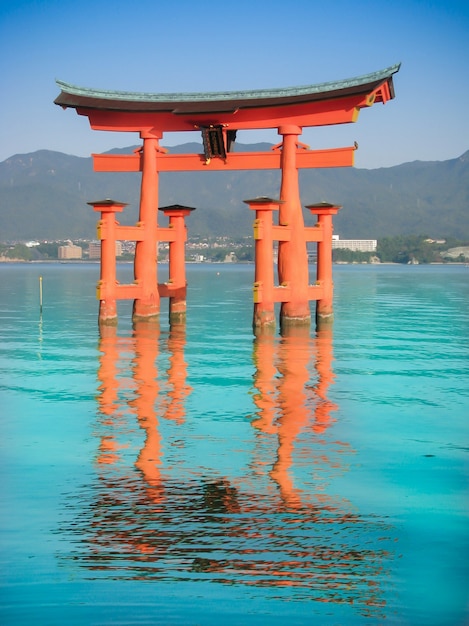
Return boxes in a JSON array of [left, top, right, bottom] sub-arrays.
[[39, 275, 43, 314]]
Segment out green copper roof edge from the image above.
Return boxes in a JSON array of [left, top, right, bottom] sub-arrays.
[[55, 63, 400, 103]]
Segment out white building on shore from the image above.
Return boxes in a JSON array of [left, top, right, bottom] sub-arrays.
[[332, 235, 377, 252]]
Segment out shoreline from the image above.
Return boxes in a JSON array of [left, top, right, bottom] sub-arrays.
[[1, 258, 467, 267]]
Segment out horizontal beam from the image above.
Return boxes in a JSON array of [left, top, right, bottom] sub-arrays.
[[115, 284, 142, 300], [272, 225, 291, 242], [308, 284, 325, 301], [93, 146, 356, 173], [97, 223, 183, 243], [304, 225, 324, 242], [115, 224, 145, 241], [80, 93, 369, 133], [158, 283, 186, 299], [99, 282, 187, 301], [157, 227, 177, 242]]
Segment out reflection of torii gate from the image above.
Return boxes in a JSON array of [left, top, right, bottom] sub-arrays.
[[54, 64, 399, 332]]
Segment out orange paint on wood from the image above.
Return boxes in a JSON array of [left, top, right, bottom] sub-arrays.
[[132, 135, 160, 323], [304, 224, 324, 242], [89, 200, 126, 325], [80, 94, 366, 133], [246, 198, 281, 330], [277, 127, 311, 326], [306, 203, 342, 324], [92, 146, 356, 172], [115, 284, 143, 300], [159, 205, 195, 323], [157, 226, 177, 242], [115, 224, 145, 241]]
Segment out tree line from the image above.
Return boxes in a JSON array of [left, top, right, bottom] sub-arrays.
[[1, 235, 468, 264]]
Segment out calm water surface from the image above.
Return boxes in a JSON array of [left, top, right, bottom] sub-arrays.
[[1, 263, 468, 625]]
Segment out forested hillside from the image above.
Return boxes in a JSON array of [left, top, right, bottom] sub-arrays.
[[0, 144, 467, 240]]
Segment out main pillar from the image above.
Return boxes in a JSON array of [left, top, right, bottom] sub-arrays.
[[89, 199, 127, 326], [277, 125, 311, 329], [306, 202, 341, 327], [132, 131, 161, 323]]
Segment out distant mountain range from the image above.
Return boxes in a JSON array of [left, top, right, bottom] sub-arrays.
[[0, 143, 468, 241]]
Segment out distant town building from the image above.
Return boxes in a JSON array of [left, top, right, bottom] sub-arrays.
[[88, 241, 101, 259], [58, 242, 82, 259], [88, 241, 123, 259], [332, 235, 377, 252]]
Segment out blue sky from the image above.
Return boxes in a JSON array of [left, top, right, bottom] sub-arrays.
[[1, 0, 468, 168]]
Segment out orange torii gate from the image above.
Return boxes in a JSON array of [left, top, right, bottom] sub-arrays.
[[54, 64, 399, 332]]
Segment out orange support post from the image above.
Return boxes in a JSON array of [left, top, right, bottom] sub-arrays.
[[277, 126, 311, 329], [158, 204, 195, 324], [306, 202, 342, 327], [88, 199, 127, 326], [132, 132, 161, 323], [244, 197, 282, 333]]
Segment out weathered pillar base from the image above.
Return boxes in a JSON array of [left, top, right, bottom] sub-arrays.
[[253, 313, 276, 336], [168, 286, 188, 325], [169, 308, 187, 325], [99, 317, 118, 327], [279, 324, 312, 341], [280, 312, 311, 330], [132, 301, 160, 324], [316, 310, 334, 330], [98, 302, 118, 327]]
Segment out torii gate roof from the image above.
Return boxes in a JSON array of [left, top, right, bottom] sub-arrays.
[[54, 63, 400, 132]]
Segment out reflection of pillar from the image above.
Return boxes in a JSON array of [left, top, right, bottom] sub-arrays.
[[164, 324, 191, 424], [312, 327, 337, 433], [251, 325, 337, 508], [89, 199, 127, 326], [277, 125, 310, 328], [159, 205, 195, 324], [272, 327, 312, 507], [251, 334, 278, 435], [97, 325, 120, 416], [95, 322, 190, 506], [131, 323, 162, 491], [133, 132, 161, 323], [306, 203, 341, 326], [96, 325, 126, 465], [244, 197, 281, 332]]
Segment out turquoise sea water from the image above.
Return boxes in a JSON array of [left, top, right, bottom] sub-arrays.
[[0, 263, 468, 625]]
